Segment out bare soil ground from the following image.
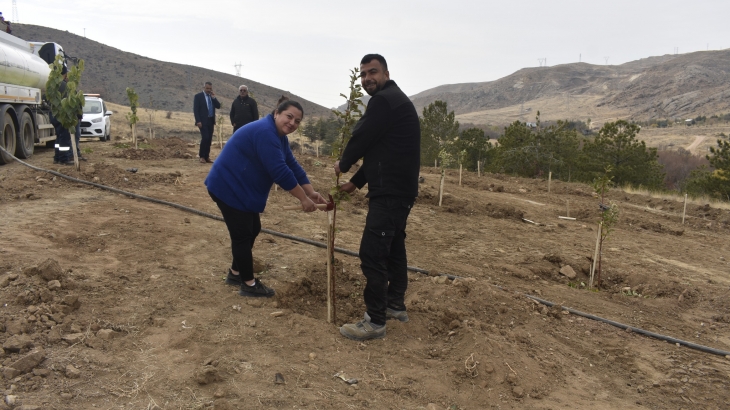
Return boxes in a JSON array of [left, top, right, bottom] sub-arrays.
[[1, 136, 730, 410]]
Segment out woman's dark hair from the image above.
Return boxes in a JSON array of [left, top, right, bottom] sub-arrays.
[[273, 96, 304, 118]]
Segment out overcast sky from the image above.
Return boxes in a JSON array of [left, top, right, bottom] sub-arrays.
[[8, 0, 730, 108]]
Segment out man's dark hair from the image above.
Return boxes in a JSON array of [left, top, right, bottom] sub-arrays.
[[204, 81, 213, 87], [275, 100, 304, 118], [360, 54, 388, 71]]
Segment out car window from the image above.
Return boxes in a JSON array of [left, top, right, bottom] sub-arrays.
[[83, 100, 103, 114]]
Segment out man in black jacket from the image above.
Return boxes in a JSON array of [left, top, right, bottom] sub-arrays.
[[334, 54, 421, 341], [230, 85, 259, 133]]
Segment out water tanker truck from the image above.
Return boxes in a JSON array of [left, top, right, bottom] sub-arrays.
[[0, 29, 67, 165]]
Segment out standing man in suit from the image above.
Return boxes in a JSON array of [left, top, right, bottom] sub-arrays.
[[193, 81, 221, 163], [230, 85, 259, 133]]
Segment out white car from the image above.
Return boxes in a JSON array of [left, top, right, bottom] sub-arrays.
[[80, 95, 113, 141]]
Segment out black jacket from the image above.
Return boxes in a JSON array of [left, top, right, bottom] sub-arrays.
[[339, 80, 420, 198], [230, 96, 259, 128]]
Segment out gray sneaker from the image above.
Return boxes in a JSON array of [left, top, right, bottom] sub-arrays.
[[340, 313, 386, 341], [386, 308, 409, 323]]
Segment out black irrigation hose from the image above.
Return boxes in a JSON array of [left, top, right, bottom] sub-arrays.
[[0, 146, 455, 280], [4, 146, 729, 357], [524, 294, 730, 357]]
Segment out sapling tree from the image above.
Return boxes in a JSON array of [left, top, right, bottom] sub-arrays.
[[125, 87, 139, 149], [46, 55, 85, 170], [325, 67, 365, 323], [438, 147, 454, 206], [589, 166, 620, 289]]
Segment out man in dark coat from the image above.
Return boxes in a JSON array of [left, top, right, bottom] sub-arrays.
[[334, 54, 421, 341], [230, 85, 259, 133], [193, 81, 220, 163]]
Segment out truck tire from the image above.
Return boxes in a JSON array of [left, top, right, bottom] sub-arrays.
[[15, 112, 34, 159], [0, 112, 17, 165]]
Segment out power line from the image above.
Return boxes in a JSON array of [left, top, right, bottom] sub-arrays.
[[11, 0, 18, 23]]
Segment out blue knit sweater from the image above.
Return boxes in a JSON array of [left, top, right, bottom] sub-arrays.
[[205, 114, 310, 212]]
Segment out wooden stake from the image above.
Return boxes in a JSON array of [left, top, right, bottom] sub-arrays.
[[326, 208, 336, 323], [567, 200, 570, 217], [218, 122, 223, 148], [438, 169, 445, 207], [69, 127, 80, 171], [589, 222, 602, 290], [682, 194, 688, 224], [434, 159, 437, 168], [459, 163, 463, 186], [477, 161, 481, 177], [548, 171, 552, 193], [133, 123, 137, 150]]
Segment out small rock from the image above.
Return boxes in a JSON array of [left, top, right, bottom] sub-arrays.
[[559, 265, 576, 279], [3, 334, 34, 352], [5, 395, 18, 406], [59, 393, 72, 399], [512, 386, 525, 398], [274, 372, 285, 384], [32, 368, 50, 377], [506, 372, 518, 385], [426, 404, 439, 410], [194, 366, 221, 385], [47, 280, 62, 290], [346, 386, 356, 396], [7, 350, 45, 375], [62, 333, 85, 344], [38, 259, 64, 281], [153, 318, 167, 327], [96, 329, 120, 340], [270, 311, 284, 317], [65, 364, 81, 379], [308, 353, 317, 361]]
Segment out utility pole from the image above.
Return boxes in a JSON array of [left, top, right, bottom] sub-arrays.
[[233, 62, 242, 77], [674, 47, 678, 55], [83, 28, 86, 38], [11, 0, 18, 23], [579, 53, 581, 63], [604, 56, 609, 65]]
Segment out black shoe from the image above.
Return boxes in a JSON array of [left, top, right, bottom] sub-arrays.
[[239, 279, 275, 298], [225, 269, 242, 286]]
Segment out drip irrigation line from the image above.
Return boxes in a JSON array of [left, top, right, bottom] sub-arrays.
[[4, 146, 728, 357], [524, 293, 730, 357], [0, 147, 457, 280]]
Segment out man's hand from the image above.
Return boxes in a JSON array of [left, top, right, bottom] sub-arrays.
[[308, 191, 327, 206], [196, 122, 202, 129], [334, 160, 342, 175], [210, 91, 216, 98], [339, 181, 357, 194]]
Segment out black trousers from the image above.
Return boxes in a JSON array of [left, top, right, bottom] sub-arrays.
[[209, 191, 261, 282], [359, 196, 414, 325], [198, 116, 216, 159]]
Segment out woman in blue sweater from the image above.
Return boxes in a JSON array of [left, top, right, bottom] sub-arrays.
[[206, 100, 327, 297]]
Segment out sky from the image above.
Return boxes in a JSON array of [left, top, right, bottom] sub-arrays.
[[7, 0, 730, 109]]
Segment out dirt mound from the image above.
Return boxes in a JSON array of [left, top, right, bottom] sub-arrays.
[[278, 259, 372, 326], [107, 137, 195, 160]]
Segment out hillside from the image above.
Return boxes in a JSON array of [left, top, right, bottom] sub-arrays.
[[13, 24, 333, 117], [410, 51, 730, 125]]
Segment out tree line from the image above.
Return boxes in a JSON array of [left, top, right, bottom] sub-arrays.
[[298, 100, 729, 201]]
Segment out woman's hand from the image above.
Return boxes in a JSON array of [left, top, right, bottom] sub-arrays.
[[300, 197, 317, 212]]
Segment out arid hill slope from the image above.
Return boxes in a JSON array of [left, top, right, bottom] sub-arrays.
[[13, 24, 333, 117]]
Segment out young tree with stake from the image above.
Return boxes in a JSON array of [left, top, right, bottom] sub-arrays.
[[125, 88, 139, 149], [46, 55, 85, 170]]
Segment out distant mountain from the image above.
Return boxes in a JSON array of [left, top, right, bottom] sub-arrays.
[[410, 50, 730, 124], [14, 24, 332, 117]]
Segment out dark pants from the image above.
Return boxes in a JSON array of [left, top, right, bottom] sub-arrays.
[[53, 125, 72, 163], [359, 196, 414, 325], [198, 117, 216, 159], [209, 191, 261, 283]]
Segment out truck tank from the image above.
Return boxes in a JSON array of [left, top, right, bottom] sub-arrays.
[[0, 30, 52, 90]]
